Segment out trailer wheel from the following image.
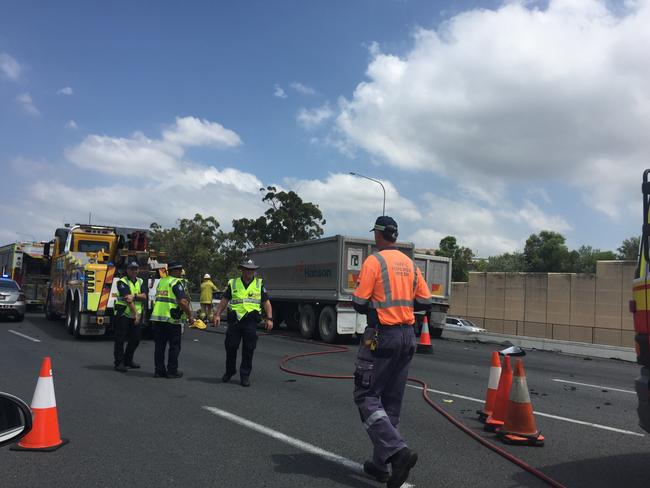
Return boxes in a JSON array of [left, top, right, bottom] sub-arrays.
[[431, 328, 443, 339], [299, 305, 317, 339], [318, 306, 338, 344], [65, 297, 74, 334], [73, 299, 84, 338], [285, 306, 300, 331]]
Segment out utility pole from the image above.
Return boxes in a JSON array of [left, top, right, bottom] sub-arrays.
[[349, 172, 386, 216]]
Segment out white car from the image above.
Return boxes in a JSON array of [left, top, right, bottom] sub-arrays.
[[444, 317, 487, 334]]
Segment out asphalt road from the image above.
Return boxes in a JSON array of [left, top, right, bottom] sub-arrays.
[[1, 313, 648, 488]]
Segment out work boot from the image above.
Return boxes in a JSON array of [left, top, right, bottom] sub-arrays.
[[240, 376, 251, 387], [153, 371, 167, 378], [387, 448, 418, 488], [125, 361, 141, 369], [222, 373, 234, 383], [167, 370, 184, 379], [362, 460, 390, 483], [114, 363, 127, 373]]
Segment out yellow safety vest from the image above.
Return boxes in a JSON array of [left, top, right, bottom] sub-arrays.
[[114, 277, 143, 318], [229, 277, 262, 321], [151, 276, 182, 325]]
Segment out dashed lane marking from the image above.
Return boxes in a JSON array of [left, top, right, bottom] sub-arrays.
[[8, 330, 41, 343], [203, 406, 415, 487], [406, 384, 644, 437], [552, 378, 636, 394]]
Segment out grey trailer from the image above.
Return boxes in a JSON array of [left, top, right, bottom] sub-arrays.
[[414, 253, 452, 338], [249, 235, 414, 343]]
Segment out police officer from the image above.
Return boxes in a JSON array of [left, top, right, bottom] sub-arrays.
[[150, 261, 194, 378], [212, 259, 273, 387], [352, 216, 432, 488], [113, 261, 148, 373]]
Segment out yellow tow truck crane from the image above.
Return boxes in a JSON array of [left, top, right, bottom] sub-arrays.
[[44, 224, 166, 338]]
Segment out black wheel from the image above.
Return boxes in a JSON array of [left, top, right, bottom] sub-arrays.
[[65, 297, 74, 334], [45, 291, 57, 321], [14, 314, 25, 322], [431, 327, 443, 339], [285, 306, 300, 332], [272, 304, 285, 330], [73, 299, 83, 338], [299, 304, 317, 339], [318, 306, 338, 344]]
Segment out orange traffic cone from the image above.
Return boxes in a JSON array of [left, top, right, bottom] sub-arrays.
[[477, 351, 501, 422], [11, 357, 68, 451], [416, 316, 433, 354], [497, 359, 544, 446], [484, 355, 512, 432]]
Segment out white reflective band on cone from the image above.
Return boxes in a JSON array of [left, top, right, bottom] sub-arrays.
[[30, 376, 57, 409], [488, 367, 501, 390], [509, 376, 531, 404]]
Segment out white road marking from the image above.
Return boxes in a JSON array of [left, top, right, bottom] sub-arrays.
[[406, 384, 644, 437], [8, 329, 41, 343], [552, 378, 636, 395], [203, 406, 415, 487]]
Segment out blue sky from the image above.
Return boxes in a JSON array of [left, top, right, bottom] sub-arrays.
[[1, 0, 649, 256]]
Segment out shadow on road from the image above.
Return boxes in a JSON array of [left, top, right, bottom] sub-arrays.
[[270, 452, 376, 488], [511, 452, 650, 488], [186, 376, 222, 384], [83, 364, 153, 378]]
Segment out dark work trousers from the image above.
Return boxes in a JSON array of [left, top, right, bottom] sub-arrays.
[[353, 324, 416, 470], [113, 314, 142, 366], [153, 321, 182, 375], [224, 318, 259, 379]]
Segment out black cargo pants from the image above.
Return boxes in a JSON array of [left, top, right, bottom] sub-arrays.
[[114, 313, 142, 367], [224, 317, 258, 379]]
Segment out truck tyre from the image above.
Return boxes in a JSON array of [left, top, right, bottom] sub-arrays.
[[45, 291, 57, 321], [285, 306, 300, 331], [70, 297, 81, 338], [65, 297, 74, 334], [431, 327, 443, 339], [299, 304, 317, 339], [318, 306, 338, 344], [74, 309, 86, 338]]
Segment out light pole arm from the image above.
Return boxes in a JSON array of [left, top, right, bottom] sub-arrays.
[[349, 172, 386, 216]]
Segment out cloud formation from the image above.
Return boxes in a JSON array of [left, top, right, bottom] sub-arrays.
[[65, 120, 78, 130], [0, 53, 21, 81], [57, 86, 74, 96], [297, 103, 333, 129], [273, 84, 287, 99], [16, 93, 40, 116], [337, 0, 650, 218], [290, 82, 316, 95]]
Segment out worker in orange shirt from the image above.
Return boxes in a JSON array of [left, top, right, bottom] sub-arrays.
[[352, 216, 432, 488]]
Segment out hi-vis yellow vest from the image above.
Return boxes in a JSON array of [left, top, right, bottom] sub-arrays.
[[151, 276, 182, 325], [229, 277, 262, 320], [114, 277, 143, 318]]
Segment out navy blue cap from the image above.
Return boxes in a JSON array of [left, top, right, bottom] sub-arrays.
[[239, 258, 259, 270], [370, 216, 398, 232], [167, 261, 183, 271], [126, 261, 139, 269]]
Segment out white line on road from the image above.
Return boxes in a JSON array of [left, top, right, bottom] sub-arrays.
[[8, 329, 41, 343], [552, 378, 636, 394], [406, 384, 644, 437], [202, 406, 414, 487]]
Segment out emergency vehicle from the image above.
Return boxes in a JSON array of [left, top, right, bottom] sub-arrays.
[[0, 242, 50, 308]]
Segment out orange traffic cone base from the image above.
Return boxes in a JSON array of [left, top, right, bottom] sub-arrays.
[[498, 431, 544, 447], [416, 343, 433, 354], [477, 410, 490, 422], [11, 438, 69, 452], [483, 416, 504, 432]]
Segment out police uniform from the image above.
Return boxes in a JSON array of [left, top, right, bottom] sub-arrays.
[[222, 271, 270, 385], [113, 263, 148, 372], [352, 216, 432, 488], [150, 263, 188, 378]]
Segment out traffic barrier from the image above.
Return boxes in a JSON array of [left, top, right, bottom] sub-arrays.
[[11, 357, 68, 452], [416, 316, 433, 354], [477, 351, 501, 422], [484, 355, 512, 432], [497, 359, 545, 446]]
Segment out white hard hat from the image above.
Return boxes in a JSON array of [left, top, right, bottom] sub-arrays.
[[203, 273, 211, 279]]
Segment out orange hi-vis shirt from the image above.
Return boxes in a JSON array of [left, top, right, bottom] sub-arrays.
[[353, 249, 432, 326]]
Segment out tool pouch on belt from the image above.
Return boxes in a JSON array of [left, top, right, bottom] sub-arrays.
[[170, 307, 182, 320], [354, 328, 376, 389]]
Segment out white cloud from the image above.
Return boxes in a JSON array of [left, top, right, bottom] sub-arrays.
[[16, 93, 40, 116], [290, 82, 316, 95], [297, 103, 333, 129], [274, 84, 287, 99], [65, 120, 78, 130], [57, 86, 74, 96], [10, 157, 48, 175], [65, 116, 242, 177], [336, 0, 650, 218], [0, 53, 21, 81]]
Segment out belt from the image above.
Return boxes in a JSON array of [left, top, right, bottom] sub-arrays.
[[378, 323, 413, 328]]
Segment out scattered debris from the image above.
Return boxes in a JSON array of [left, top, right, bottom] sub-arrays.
[[602, 389, 608, 393], [443, 399, 454, 404], [583, 357, 593, 361]]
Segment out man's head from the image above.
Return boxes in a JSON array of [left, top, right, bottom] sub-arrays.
[[239, 258, 259, 281], [371, 216, 399, 249], [167, 261, 184, 278], [126, 261, 139, 280]]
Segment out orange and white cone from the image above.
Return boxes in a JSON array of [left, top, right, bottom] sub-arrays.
[[477, 351, 501, 422], [497, 359, 544, 446], [11, 357, 68, 451], [484, 355, 512, 432], [416, 316, 433, 354]]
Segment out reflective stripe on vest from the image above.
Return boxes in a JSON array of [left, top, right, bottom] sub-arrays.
[[229, 277, 262, 320], [114, 277, 143, 318], [151, 276, 182, 324], [370, 252, 418, 309]]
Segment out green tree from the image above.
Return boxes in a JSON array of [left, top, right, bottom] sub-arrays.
[[523, 231, 572, 272], [436, 236, 475, 281], [617, 236, 640, 260], [572, 245, 617, 274], [484, 252, 526, 272]]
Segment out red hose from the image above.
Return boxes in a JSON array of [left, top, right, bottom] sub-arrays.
[[278, 337, 567, 488]]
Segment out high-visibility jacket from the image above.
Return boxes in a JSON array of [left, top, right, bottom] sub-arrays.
[[228, 277, 262, 321], [200, 280, 218, 304], [353, 249, 432, 325], [114, 277, 144, 318], [151, 276, 183, 325]]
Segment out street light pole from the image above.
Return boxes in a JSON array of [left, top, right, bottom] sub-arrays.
[[349, 172, 386, 216]]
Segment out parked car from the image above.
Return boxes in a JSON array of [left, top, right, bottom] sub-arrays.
[[0, 277, 26, 322], [0, 392, 32, 448], [444, 316, 487, 334]]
